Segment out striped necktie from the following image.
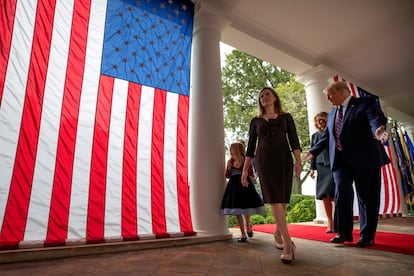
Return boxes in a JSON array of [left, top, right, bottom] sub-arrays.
[[335, 106, 343, 151]]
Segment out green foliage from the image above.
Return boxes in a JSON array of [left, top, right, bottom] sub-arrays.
[[288, 194, 314, 212], [286, 199, 316, 223], [226, 194, 316, 228], [250, 214, 265, 225]]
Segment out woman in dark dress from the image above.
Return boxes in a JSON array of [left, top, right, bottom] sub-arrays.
[[241, 87, 302, 264], [221, 142, 266, 242], [310, 112, 335, 233]]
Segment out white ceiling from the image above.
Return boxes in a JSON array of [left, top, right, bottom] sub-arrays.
[[198, 0, 414, 128]]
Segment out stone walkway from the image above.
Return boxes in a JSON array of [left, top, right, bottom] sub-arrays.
[[0, 216, 413, 275]]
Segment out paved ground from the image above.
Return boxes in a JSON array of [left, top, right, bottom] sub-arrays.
[[0, 216, 413, 275]]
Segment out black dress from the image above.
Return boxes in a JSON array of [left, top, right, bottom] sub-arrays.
[[246, 114, 301, 203], [220, 166, 266, 215], [311, 130, 335, 199]]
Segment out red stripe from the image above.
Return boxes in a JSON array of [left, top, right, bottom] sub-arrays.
[[0, 0, 17, 104], [121, 82, 142, 238], [0, 1, 56, 243], [151, 89, 167, 234], [176, 95, 192, 232], [46, 0, 91, 244], [349, 82, 357, 97], [381, 165, 390, 213], [87, 75, 114, 242], [386, 146, 399, 213]]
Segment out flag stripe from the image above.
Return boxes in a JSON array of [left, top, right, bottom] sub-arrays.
[[105, 78, 129, 238], [25, 0, 74, 243], [46, 0, 90, 244], [137, 86, 155, 234], [164, 93, 180, 232], [1, 0, 56, 242], [67, 0, 107, 240], [0, 0, 17, 103], [0, 0, 36, 237], [176, 95, 192, 232], [151, 89, 167, 235], [87, 75, 113, 242], [121, 82, 141, 238]]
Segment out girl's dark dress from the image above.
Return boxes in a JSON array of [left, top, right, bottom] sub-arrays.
[[246, 114, 301, 203], [220, 165, 266, 215]]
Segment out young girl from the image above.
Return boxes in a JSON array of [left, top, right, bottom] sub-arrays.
[[220, 142, 266, 242]]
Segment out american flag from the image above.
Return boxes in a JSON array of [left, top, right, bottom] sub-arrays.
[[332, 76, 401, 217], [0, 0, 195, 249]]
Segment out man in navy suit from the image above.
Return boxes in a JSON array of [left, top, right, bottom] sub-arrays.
[[304, 81, 390, 246]]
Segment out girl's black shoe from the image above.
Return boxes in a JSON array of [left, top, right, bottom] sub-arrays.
[[237, 237, 247, 242]]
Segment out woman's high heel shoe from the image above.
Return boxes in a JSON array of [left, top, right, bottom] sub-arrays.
[[280, 241, 296, 264], [273, 231, 283, 250], [247, 223, 253, 238]]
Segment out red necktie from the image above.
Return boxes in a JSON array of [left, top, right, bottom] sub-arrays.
[[335, 106, 343, 151]]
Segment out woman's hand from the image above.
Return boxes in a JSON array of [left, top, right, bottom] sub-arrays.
[[241, 171, 249, 187], [294, 162, 302, 182]]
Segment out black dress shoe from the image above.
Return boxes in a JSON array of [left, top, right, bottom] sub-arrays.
[[357, 238, 374, 247], [237, 237, 247, 243], [330, 234, 353, 243]]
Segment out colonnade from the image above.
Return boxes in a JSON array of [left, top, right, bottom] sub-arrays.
[[189, 9, 338, 235]]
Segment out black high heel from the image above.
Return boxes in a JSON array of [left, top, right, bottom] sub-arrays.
[[237, 237, 247, 242], [247, 223, 253, 238]]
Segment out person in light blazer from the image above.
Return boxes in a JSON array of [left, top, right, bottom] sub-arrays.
[[304, 81, 390, 247]]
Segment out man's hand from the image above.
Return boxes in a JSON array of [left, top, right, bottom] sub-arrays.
[[375, 125, 390, 144]]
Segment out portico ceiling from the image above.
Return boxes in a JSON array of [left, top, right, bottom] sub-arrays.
[[197, 0, 414, 128]]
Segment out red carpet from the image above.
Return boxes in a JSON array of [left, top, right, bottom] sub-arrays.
[[252, 224, 414, 255]]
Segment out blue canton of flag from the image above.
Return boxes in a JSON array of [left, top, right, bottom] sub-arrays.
[[101, 0, 194, 95]]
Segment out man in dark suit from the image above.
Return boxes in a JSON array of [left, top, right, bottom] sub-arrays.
[[304, 81, 390, 247]]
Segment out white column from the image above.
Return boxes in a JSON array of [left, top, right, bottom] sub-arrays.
[[189, 10, 230, 235], [296, 65, 335, 224]]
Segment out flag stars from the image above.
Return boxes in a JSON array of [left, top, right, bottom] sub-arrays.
[[116, 29, 122, 35], [122, 57, 128, 63], [114, 46, 120, 52], [117, 11, 124, 18], [146, 73, 152, 79], [139, 63, 145, 68], [132, 51, 138, 57], [130, 68, 135, 74], [112, 64, 119, 70], [124, 40, 130, 46]]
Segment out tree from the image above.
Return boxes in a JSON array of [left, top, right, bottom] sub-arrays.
[[222, 50, 310, 193]]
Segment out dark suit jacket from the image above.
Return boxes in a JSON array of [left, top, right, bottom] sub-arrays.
[[310, 96, 390, 171]]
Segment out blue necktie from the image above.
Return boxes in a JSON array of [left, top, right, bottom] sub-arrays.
[[335, 106, 343, 151]]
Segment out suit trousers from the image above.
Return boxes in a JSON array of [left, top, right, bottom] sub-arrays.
[[332, 150, 381, 239]]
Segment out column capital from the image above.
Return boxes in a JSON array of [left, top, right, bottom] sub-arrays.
[[193, 9, 230, 35], [296, 64, 335, 87]]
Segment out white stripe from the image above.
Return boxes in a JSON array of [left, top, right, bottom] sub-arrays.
[[105, 78, 128, 237], [25, 0, 75, 240], [136, 86, 154, 234], [164, 93, 180, 232], [67, 0, 107, 239], [0, 0, 37, 231]]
